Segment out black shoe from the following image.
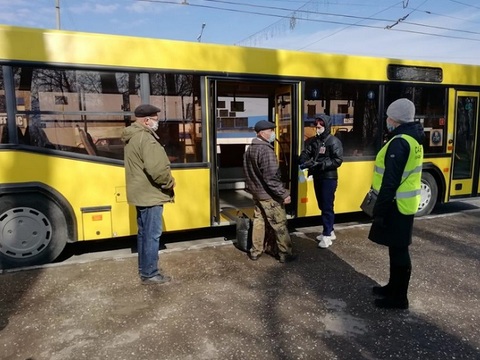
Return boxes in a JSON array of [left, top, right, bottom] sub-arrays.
[[372, 285, 390, 297], [141, 274, 172, 285], [278, 253, 298, 263], [374, 297, 409, 310]]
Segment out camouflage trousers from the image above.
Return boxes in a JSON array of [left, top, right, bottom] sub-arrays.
[[251, 198, 293, 257]]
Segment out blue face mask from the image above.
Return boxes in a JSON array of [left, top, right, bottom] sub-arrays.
[[386, 121, 395, 133], [268, 132, 276, 143]]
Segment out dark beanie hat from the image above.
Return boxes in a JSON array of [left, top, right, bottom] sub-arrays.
[[254, 120, 275, 132], [134, 104, 161, 117]]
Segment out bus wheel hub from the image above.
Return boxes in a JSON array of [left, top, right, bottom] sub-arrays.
[[0, 207, 53, 259]]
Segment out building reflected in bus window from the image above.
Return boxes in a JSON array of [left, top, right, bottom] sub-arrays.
[[6, 67, 204, 163], [304, 80, 380, 156], [385, 85, 447, 154], [150, 73, 203, 163], [12, 67, 140, 159]]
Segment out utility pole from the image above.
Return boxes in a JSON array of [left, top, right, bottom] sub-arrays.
[[55, 0, 61, 29]]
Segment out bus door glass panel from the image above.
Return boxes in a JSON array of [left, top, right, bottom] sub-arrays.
[[207, 78, 220, 224], [451, 93, 479, 196], [275, 86, 292, 191]]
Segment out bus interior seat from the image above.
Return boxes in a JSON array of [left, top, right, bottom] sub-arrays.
[[24, 125, 55, 148], [0, 125, 6, 143], [17, 127, 28, 144], [0, 125, 28, 144], [76, 125, 97, 156], [334, 128, 349, 142]]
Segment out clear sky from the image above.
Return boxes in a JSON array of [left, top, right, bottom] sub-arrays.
[[1, 0, 480, 65]]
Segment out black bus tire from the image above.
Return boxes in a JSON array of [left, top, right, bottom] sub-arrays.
[[416, 172, 438, 217], [0, 193, 68, 269]]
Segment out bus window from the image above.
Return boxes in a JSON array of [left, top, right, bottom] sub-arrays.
[[385, 85, 447, 154], [13, 67, 141, 159], [304, 80, 381, 156], [0, 73, 7, 144], [150, 73, 203, 163]]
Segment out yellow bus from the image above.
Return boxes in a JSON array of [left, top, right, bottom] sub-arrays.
[[1, 25, 479, 268]]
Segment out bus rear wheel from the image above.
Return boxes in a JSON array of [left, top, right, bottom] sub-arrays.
[[416, 172, 438, 217], [0, 194, 68, 269]]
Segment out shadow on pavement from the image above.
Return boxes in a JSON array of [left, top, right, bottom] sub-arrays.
[[1, 221, 479, 359]]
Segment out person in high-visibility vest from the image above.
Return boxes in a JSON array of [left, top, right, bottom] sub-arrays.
[[368, 98, 424, 310]]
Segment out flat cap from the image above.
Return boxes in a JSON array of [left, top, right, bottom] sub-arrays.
[[134, 104, 161, 117], [254, 120, 275, 132]]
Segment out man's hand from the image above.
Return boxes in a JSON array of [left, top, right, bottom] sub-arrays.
[[161, 178, 175, 189], [283, 195, 291, 204]]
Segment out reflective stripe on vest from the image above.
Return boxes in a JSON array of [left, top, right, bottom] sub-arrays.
[[372, 134, 423, 215]]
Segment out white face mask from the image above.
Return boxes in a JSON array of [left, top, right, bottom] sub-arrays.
[[316, 127, 325, 136], [148, 118, 159, 132]]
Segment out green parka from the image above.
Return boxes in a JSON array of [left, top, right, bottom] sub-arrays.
[[121, 122, 175, 206]]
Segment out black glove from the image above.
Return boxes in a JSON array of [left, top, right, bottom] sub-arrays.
[[299, 159, 315, 170]]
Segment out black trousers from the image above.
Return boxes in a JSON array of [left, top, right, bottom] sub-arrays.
[[389, 246, 411, 268]]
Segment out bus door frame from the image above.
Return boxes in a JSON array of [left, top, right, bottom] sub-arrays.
[[450, 91, 480, 197], [206, 77, 301, 224], [274, 85, 299, 216], [205, 77, 222, 225]]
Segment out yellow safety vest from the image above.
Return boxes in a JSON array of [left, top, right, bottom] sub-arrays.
[[372, 134, 423, 215]]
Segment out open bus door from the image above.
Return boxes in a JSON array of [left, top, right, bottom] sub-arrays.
[[450, 92, 480, 197], [274, 85, 297, 216]]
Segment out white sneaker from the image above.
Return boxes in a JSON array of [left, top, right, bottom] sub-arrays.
[[316, 231, 336, 242], [318, 236, 332, 248]]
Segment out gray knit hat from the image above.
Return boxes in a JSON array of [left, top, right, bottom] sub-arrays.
[[386, 98, 415, 123]]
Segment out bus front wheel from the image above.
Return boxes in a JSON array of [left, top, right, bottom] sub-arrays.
[[0, 194, 68, 269], [416, 172, 438, 217]]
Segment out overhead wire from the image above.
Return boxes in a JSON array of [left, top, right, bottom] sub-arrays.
[[136, 0, 480, 43], [447, 0, 480, 11], [298, 1, 403, 50]]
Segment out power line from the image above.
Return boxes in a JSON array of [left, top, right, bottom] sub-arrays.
[[447, 0, 480, 10], [136, 0, 480, 44], [298, 1, 402, 50]]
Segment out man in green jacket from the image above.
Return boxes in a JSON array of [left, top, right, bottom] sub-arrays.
[[122, 104, 175, 285]]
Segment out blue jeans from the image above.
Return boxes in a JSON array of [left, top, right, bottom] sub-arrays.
[[136, 205, 163, 278], [313, 178, 338, 236]]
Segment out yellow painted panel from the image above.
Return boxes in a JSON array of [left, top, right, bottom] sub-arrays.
[[162, 168, 211, 231], [82, 211, 112, 240], [450, 179, 473, 196], [297, 161, 375, 217], [115, 186, 127, 203], [0, 151, 211, 239], [296, 156, 452, 216], [2, 25, 480, 86]]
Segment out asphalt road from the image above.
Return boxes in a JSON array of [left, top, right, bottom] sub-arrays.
[[0, 200, 479, 359]]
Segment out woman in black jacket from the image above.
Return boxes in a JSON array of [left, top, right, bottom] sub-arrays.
[[299, 115, 343, 248], [369, 98, 425, 310]]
